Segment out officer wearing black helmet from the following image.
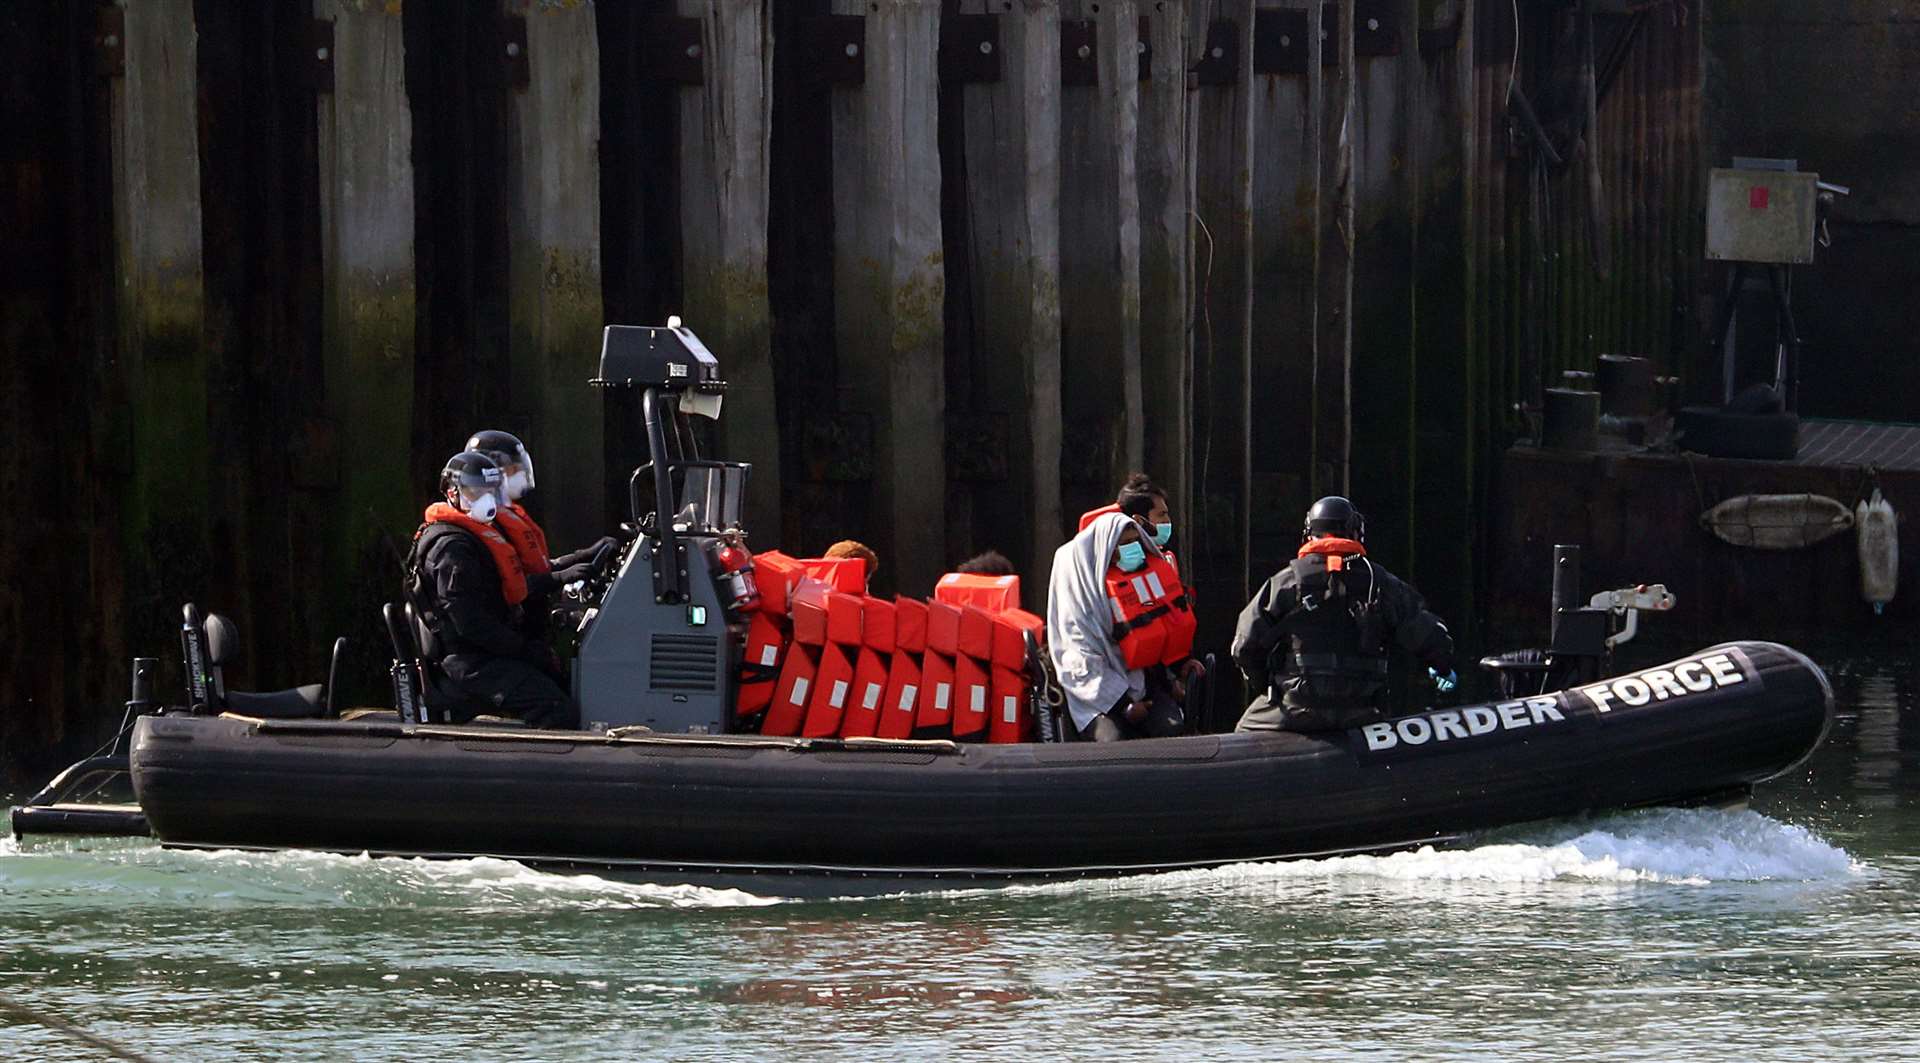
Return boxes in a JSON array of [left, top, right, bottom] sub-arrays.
[[403, 450, 580, 730], [1230, 496, 1456, 733], [464, 428, 618, 638]]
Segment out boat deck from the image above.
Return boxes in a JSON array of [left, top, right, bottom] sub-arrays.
[[1795, 420, 1920, 471]]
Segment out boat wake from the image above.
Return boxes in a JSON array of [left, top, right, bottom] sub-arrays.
[[2, 806, 1855, 913], [0, 814, 780, 912], [996, 807, 1858, 901]]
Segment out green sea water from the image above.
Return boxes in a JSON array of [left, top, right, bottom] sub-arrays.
[[2, 649, 1915, 1061]]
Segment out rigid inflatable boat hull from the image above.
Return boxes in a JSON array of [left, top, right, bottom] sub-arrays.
[[129, 642, 1832, 879]]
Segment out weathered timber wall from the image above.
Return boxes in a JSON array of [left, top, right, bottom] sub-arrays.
[[3, 0, 1736, 784]]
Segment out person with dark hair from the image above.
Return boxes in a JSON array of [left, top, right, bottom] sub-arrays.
[[404, 451, 581, 730], [956, 550, 1016, 577], [1231, 496, 1455, 733], [1114, 472, 1175, 551]]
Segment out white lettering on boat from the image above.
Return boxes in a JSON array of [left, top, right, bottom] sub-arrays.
[[1361, 696, 1567, 752], [1576, 650, 1749, 714]]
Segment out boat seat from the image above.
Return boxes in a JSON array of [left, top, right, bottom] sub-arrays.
[[183, 604, 345, 719], [225, 685, 327, 719]]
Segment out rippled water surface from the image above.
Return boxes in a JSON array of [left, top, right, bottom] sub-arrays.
[[3, 648, 1916, 1061]]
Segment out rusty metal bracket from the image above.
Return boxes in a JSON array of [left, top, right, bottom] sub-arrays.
[[305, 18, 335, 94], [940, 13, 1001, 84], [641, 15, 705, 85], [93, 6, 123, 79], [1192, 18, 1238, 85], [1253, 9, 1308, 76], [800, 15, 866, 85], [1061, 19, 1097, 85], [503, 14, 530, 90], [1137, 15, 1152, 80]]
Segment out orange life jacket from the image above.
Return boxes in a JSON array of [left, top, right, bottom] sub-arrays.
[[841, 646, 890, 739], [934, 572, 1022, 612], [1298, 536, 1367, 570], [735, 611, 789, 718], [1105, 550, 1192, 670], [420, 503, 529, 605], [802, 643, 858, 737], [988, 665, 1030, 744], [1078, 503, 1121, 531], [494, 504, 551, 575], [877, 650, 922, 739]]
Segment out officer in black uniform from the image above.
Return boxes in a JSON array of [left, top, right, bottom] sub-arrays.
[[1231, 496, 1456, 733], [406, 451, 582, 730]]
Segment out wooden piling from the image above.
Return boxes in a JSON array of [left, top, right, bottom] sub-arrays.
[[1248, 1, 1317, 593], [1313, 0, 1356, 498], [317, 0, 417, 674], [952, 0, 1065, 601], [506, 0, 605, 552], [676, 0, 780, 543], [110, 0, 211, 662], [1137, 3, 1191, 538], [1059, 0, 1144, 519], [830, 0, 947, 596], [1344, 0, 1419, 572], [1410, 0, 1478, 634], [1188, 0, 1256, 656]]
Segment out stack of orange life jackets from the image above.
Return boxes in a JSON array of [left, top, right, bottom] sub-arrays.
[[740, 555, 1046, 743]]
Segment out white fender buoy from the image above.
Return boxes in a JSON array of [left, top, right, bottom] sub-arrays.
[[1857, 489, 1898, 616], [1700, 493, 1854, 549]]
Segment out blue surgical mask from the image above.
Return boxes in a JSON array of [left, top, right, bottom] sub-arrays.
[[1153, 522, 1173, 547], [1116, 541, 1148, 572]]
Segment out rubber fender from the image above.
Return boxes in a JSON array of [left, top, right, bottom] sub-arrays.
[[1858, 489, 1899, 613]]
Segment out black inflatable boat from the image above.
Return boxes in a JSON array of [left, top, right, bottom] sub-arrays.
[[128, 641, 1831, 886]]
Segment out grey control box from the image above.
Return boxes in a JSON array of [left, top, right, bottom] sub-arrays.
[[1706, 168, 1818, 265]]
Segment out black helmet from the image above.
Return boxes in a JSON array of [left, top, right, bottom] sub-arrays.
[[440, 449, 504, 498], [465, 429, 535, 487], [1303, 496, 1365, 543]]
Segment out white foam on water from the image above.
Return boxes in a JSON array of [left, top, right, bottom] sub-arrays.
[[929, 807, 1858, 902], [0, 832, 781, 911]]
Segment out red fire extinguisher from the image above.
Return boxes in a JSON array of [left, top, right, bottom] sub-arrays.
[[714, 537, 762, 613]]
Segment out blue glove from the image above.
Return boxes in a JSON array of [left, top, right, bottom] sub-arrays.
[[1429, 667, 1458, 693]]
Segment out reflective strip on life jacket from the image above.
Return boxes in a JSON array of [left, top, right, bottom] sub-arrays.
[[839, 646, 889, 739], [802, 644, 858, 738], [735, 611, 789, 717], [934, 572, 1022, 613], [877, 651, 922, 740], [988, 665, 1029, 744], [916, 651, 956, 733], [1146, 552, 1196, 666], [952, 654, 991, 739], [762, 643, 821, 736]]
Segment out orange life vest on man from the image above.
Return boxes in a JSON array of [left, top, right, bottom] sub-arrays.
[[419, 502, 530, 605], [493, 503, 551, 575], [1104, 549, 1194, 670], [1298, 536, 1366, 568]]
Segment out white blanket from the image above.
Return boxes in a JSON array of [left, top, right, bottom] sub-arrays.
[[1046, 513, 1164, 732]]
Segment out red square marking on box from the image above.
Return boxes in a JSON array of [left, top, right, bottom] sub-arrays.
[[1749, 186, 1770, 210]]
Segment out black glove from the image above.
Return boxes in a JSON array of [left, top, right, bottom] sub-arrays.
[[552, 560, 595, 586], [552, 537, 619, 571]]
